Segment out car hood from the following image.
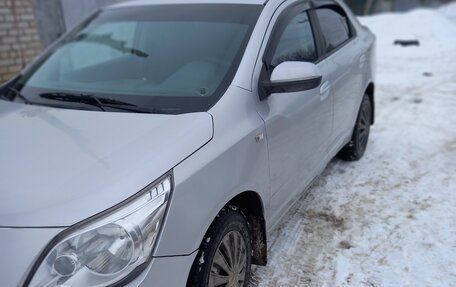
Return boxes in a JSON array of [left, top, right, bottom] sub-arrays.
[[0, 101, 213, 227]]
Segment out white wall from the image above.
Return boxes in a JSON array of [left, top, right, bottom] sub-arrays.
[[60, 0, 127, 30], [33, 0, 128, 47]]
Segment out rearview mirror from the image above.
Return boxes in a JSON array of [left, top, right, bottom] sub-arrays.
[[260, 62, 322, 99]]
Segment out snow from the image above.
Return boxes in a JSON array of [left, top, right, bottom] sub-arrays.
[[439, 2, 456, 23], [251, 4, 456, 287], [199, 251, 205, 265]]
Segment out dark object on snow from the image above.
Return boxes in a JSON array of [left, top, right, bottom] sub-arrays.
[[394, 40, 420, 47], [422, 72, 433, 77]]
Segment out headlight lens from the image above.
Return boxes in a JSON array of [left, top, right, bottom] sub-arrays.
[[27, 174, 172, 287]]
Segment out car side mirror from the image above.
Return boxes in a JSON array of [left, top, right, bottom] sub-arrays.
[[260, 62, 322, 100]]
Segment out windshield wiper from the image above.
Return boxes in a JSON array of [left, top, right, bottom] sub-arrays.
[[39, 92, 152, 113], [4, 87, 33, 105]]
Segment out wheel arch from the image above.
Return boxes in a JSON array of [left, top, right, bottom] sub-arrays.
[[186, 190, 268, 287], [227, 191, 268, 266]]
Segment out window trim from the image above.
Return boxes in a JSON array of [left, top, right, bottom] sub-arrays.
[[258, 2, 322, 100], [310, 4, 357, 62], [261, 2, 318, 73], [269, 11, 318, 67]]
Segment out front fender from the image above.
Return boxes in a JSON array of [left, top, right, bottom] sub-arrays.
[[153, 87, 270, 257]]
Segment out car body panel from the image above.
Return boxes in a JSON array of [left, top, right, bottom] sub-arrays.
[[323, 0, 376, 156], [251, 0, 333, 227], [154, 85, 270, 256], [324, 39, 363, 151], [0, 227, 64, 287], [0, 101, 213, 227], [125, 253, 198, 287]]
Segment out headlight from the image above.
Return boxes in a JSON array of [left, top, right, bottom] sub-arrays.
[[26, 173, 173, 287]]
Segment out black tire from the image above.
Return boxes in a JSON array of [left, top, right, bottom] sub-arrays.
[[338, 94, 372, 161], [187, 206, 252, 287]]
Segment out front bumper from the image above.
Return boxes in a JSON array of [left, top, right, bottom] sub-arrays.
[[0, 226, 196, 287], [0, 227, 64, 287], [127, 252, 197, 287]]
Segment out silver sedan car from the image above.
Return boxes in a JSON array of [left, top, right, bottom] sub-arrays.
[[0, 0, 375, 286]]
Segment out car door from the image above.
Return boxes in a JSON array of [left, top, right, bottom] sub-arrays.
[[312, 4, 362, 151], [255, 3, 332, 225]]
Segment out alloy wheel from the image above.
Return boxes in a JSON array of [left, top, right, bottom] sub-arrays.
[[357, 101, 371, 153]]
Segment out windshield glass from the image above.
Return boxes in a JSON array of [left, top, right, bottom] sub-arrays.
[[5, 4, 262, 114]]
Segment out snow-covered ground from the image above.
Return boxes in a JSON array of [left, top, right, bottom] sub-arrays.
[[252, 4, 456, 287]]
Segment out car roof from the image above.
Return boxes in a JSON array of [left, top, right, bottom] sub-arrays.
[[110, 0, 267, 9]]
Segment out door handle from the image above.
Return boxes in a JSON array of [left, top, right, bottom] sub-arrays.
[[320, 81, 330, 101]]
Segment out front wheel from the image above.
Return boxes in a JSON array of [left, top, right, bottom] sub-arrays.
[[187, 206, 252, 287], [338, 94, 372, 161]]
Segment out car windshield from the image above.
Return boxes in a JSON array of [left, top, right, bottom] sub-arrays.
[[4, 4, 262, 114]]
